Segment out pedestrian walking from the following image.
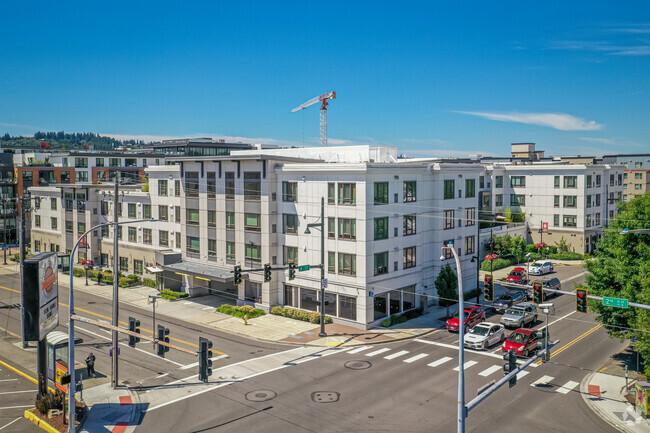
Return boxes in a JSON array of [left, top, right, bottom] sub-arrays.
[[97, 271, 103, 286], [85, 352, 96, 378]]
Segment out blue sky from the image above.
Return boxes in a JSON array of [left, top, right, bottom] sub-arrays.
[[1, 1, 649, 157]]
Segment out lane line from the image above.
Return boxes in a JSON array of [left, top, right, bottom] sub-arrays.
[[384, 350, 410, 360], [155, 373, 169, 379], [0, 390, 37, 395], [535, 324, 603, 366], [365, 348, 391, 357], [347, 346, 371, 354], [428, 357, 452, 367], [0, 379, 17, 382], [556, 380, 579, 394], [414, 339, 534, 366], [403, 353, 428, 364], [478, 365, 501, 377], [0, 405, 34, 410], [516, 371, 529, 380], [453, 360, 477, 371], [0, 417, 22, 431], [531, 375, 554, 387]]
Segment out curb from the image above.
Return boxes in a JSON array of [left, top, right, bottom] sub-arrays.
[[579, 370, 635, 433], [24, 409, 60, 433]]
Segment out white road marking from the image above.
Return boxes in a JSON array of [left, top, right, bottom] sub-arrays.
[[202, 306, 213, 310], [516, 371, 529, 380], [384, 350, 410, 360], [180, 355, 228, 370], [365, 348, 391, 357], [428, 357, 452, 367], [0, 417, 22, 430], [556, 380, 579, 394], [0, 405, 34, 410], [0, 390, 37, 395], [155, 373, 169, 379], [403, 353, 428, 363], [478, 365, 501, 377], [453, 360, 478, 371], [531, 375, 554, 387], [0, 379, 17, 382], [414, 338, 536, 366], [347, 346, 371, 354]]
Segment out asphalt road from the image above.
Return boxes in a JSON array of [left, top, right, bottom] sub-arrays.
[[0, 364, 41, 433]]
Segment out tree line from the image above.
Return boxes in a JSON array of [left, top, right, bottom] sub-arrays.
[[0, 131, 147, 150]]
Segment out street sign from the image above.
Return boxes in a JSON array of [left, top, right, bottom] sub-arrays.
[[542, 222, 548, 231], [603, 297, 629, 309], [369, 291, 375, 297], [298, 265, 310, 272], [321, 279, 328, 289]]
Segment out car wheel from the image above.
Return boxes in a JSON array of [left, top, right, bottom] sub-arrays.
[[533, 315, 538, 324], [464, 326, 468, 334], [523, 349, 529, 357], [500, 334, 505, 342], [483, 341, 488, 350]]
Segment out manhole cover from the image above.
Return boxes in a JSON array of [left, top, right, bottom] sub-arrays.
[[312, 391, 339, 403], [245, 390, 277, 402], [344, 360, 372, 370]]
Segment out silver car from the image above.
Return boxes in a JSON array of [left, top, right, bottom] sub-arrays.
[[464, 323, 506, 350], [529, 261, 554, 275], [500, 303, 538, 329], [492, 290, 527, 314]]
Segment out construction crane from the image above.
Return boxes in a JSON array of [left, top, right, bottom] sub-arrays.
[[291, 91, 336, 147]]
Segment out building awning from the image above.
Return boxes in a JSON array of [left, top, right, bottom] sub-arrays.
[[146, 266, 165, 274], [162, 261, 237, 283]]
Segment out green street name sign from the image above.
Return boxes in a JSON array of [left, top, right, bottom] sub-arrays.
[[298, 265, 310, 272], [603, 297, 629, 309]]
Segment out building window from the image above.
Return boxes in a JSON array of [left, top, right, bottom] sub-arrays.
[[128, 227, 137, 242], [245, 213, 261, 232], [328, 252, 336, 273], [338, 183, 356, 205], [510, 194, 525, 206], [109, 158, 121, 167], [159, 230, 168, 247], [207, 173, 216, 198], [34, 198, 41, 210], [100, 254, 108, 267], [207, 210, 216, 228], [465, 236, 475, 255], [117, 226, 122, 240], [563, 196, 577, 208], [596, 213, 601, 226], [143, 204, 151, 220], [282, 181, 298, 202], [442, 240, 454, 260], [208, 239, 217, 257], [586, 195, 592, 208], [327, 218, 335, 238], [50, 218, 58, 230], [324, 183, 334, 205], [76, 171, 88, 182], [634, 172, 643, 180], [96, 158, 104, 167], [283, 214, 299, 234], [226, 241, 235, 262], [596, 194, 601, 206], [34, 215, 41, 227], [495, 176, 503, 188], [465, 179, 476, 198], [610, 174, 615, 186], [554, 176, 560, 188], [374, 252, 389, 276], [635, 184, 643, 190], [465, 208, 475, 227], [479, 176, 485, 189], [338, 218, 356, 240], [143, 228, 152, 244], [553, 214, 559, 227], [586, 175, 592, 187], [339, 295, 357, 321], [636, 162, 643, 168], [403, 246, 416, 269], [444, 180, 454, 199], [60, 171, 71, 183], [65, 221, 73, 233], [444, 210, 454, 229], [300, 288, 318, 311], [134, 260, 143, 275], [404, 214, 416, 236], [187, 209, 200, 225], [374, 217, 389, 240], [50, 198, 57, 210], [403, 181, 416, 202], [564, 176, 577, 188], [127, 203, 136, 218], [173, 206, 180, 223], [586, 214, 592, 227], [563, 215, 577, 227], [245, 243, 261, 263], [495, 194, 503, 207], [552, 195, 559, 208], [119, 257, 129, 272], [125, 158, 137, 168], [624, 172, 628, 180], [158, 180, 168, 196], [596, 175, 601, 187], [338, 253, 356, 276], [75, 158, 88, 168], [510, 176, 526, 188], [174, 179, 181, 197], [225, 172, 235, 199], [159, 205, 168, 221], [34, 240, 41, 252], [374, 182, 389, 205], [226, 212, 235, 230], [187, 237, 200, 254], [243, 172, 261, 201], [284, 246, 298, 265], [186, 172, 199, 198]]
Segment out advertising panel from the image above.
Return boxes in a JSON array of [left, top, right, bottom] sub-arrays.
[[38, 253, 59, 339]]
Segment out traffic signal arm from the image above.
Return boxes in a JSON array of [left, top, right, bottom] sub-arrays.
[[484, 274, 494, 302], [576, 288, 588, 313]]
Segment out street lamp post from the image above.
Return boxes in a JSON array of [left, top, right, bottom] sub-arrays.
[[305, 196, 326, 337], [441, 242, 465, 433], [148, 295, 161, 349]]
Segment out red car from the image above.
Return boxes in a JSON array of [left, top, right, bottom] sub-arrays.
[[506, 267, 528, 284], [446, 306, 486, 332], [501, 328, 541, 357]]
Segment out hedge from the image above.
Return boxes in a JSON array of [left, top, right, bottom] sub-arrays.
[[160, 289, 189, 300], [270, 306, 333, 324], [480, 257, 517, 271], [216, 304, 266, 319], [142, 278, 156, 288], [381, 309, 424, 327]]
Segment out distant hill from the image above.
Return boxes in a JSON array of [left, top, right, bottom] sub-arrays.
[[0, 131, 147, 150]]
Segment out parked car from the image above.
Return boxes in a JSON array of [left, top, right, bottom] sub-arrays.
[[492, 290, 527, 314], [502, 328, 542, 357], [500, 303, 538, 329], [446, 306, 486, 332], [464, 322, 506, 350], [529, 261, 554, 275], [526, 277, 561, 301], [506, 267, 528, 284]]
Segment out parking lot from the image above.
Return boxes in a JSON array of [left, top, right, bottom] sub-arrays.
[[0, 362, 41, 433]]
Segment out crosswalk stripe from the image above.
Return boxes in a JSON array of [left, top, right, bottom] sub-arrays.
[[479, 365, 501, 377], [428, 357, 452, 367], [516, 371, 529, 380], [403, 353, 428, 363], [453, 360, 478, 371], [347, 346, 372, 354], [365, 348, 391, 357], [531, 375, 554, 387], [384, 350, 410, 360], [556, 380, 579, 394]]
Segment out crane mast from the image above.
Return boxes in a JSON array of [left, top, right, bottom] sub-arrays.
[[291, 91, 336, 147]]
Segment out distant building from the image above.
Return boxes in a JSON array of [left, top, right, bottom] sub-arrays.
[[602, 154, 650, 202]]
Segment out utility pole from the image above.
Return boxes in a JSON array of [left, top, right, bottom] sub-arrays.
[[112, 174, 120, 389], [319, 196, 325, 337], [19, 197, 28, 348]]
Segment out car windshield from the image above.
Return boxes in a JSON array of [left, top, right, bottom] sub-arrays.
[[510, 272, 523, 277], [498, 293, 512, 301], [509, 332, 528, 343], [532, 262, 545, 267], [469, 326, 489, 336], [452, 310, 473, 319], [505, 309, 524, 316]]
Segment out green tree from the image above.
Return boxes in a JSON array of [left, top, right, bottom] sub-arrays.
[[511, 235, 527, 264], [503, 206, 513, 222], [435, 263, 458, 318], [493, 234, 512, 256], [583, 193, 650, 368], [555, 236, 571, 253]]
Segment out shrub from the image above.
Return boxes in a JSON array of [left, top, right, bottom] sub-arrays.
[[35, 390, 65, 415], [270, 306, 332, 324], [217, 304, 266, 319], [73, 268, 85, 278], [550, 252, 584, 260], [480, 257, 517, 271], [142, 278, 156, 288], [159, 289, 189, 300], [382, 318, 392, 327], [380, 313, 410, 327], [127, 274, 140, 281]]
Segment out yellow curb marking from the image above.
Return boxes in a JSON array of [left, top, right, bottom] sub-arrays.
[[535, 324, 603, 366], [24, 409, 61, 433]]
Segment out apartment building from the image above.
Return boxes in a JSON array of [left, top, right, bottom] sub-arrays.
[[603, 154, 650, 202]]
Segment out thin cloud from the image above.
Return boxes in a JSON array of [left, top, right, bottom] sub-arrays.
[[453, 111, 603, 131], [551, 40, 650, 56], [577, 137, 618, 145]]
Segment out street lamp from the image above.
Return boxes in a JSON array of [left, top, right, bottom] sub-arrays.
[[441, 241, 465, 433], [304, 196, 326, 338], [471, 256, 479, 306], [538, 302, 554, 363], [525, 253, 531, 280]]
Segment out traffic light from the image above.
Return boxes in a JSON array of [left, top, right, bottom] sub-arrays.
[[576, 288, 588, 313], [128, 316, 141, 348], [483, 274, 494, 302], [503, 349, 517, 388], [233, 265, 242, 285], [532, 281, 544, 305], [198, 337, 213, 383], [288, 261, 296, 280], [264, 263, 272, 282], [535, 330, 550, 363], [157, 325, 170, 358]]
